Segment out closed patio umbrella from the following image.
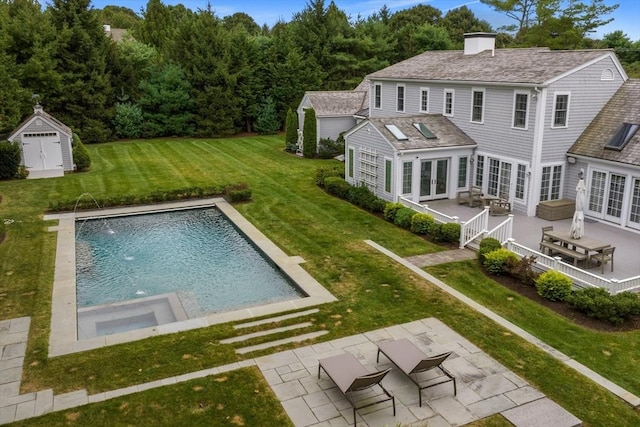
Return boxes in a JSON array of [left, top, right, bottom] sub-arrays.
[[570, 178, 586, 239]]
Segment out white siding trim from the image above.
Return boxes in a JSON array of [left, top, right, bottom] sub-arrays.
[[419, 87, 429, 113], [470, 87, 485, 124], [511, 90, 530, 130], [443, 88, 454, 117], [551, 91, 571, 129], [528, 87, 548, 216]]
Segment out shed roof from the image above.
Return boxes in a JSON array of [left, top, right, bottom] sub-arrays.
[[568, 79, 640, 167], [367, 115, 476, 151], [368, 48, 617, 85], [304, 91, 367, 116], [8, 105, 73, 141]]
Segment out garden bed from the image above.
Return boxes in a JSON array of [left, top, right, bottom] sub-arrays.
[[486, 271, 640, 332]]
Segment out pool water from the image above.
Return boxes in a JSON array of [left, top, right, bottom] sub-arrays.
[[76, 208, 305, 317]]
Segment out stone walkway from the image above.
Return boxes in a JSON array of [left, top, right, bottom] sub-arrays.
[[406, 248, 477, 267]]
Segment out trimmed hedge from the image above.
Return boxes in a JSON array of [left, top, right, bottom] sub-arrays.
[[0, 141, 22, 180], [478, 237, 502, 264], [410, 213, 434, 234], [567, 287, 640, 325], [347, 184, 386, 213], [383, 202, 404, 223], [324, 176, 351, 199], [483, 248, 518, 275], [394, 207, 415, 229], [315, 165, 344, 188], [225, 183, 252, 203], [535, 270, 572, 302]]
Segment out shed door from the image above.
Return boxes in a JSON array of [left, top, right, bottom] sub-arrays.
[[22, 132, 62, 171]]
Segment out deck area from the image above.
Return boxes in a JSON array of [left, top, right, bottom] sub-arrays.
[[425, 199, 640, 281]]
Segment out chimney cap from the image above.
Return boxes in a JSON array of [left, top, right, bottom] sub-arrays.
[[463, 32, 497, 39]]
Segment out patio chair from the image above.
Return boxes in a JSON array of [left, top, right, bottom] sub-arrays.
[[376, 338, 456, 407], [318, 352, 395, 425], [456, 186, 482, 208], [592, 246, 615, 273], [539, 226, 560, 255]]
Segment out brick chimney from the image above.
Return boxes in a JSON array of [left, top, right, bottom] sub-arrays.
[[463, 32, 497, 56]]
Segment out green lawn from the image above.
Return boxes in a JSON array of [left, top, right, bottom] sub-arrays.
[[1, 136, 638, 426]]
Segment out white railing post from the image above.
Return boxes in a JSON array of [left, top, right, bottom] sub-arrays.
[[452, 216, 459, 224], [459, 220, 466, 249], [506, 237, 515, 250], [507, 214, 514, 240], [554, 256, 562, 271], [610, 279, 619, 294], [482, 206, 490, 231]]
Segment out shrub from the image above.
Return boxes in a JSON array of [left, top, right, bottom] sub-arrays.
[[114, 102, 143, 138], [0, 140, 22, 180], [440, 222, 461, 243], [429, 222, 443, 240], [535, 270, 573, 302], [73, 138, 91, 172], [254, 96, 280, 135], [315, 165, 344, 188], [302, 108, 317, 158], [318, 136, 345, 159], [348, 184, 384, 212], [478, 237, 502, 264], [383, 202, 404, 223], [506, 255, 539, 286], [324, 176, 351, 199], [394, 207, 415, 229], [225, 183, 252, 203], [284, 109, 298, 152], [567, 288, 640, 325], [483, 248, 518, 275], [410, 213, 434, 234]]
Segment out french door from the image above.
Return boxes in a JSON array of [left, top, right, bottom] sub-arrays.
[[628, 178, 640, 230], [419, 159, 448, 201], [587, 170, 626, 223]]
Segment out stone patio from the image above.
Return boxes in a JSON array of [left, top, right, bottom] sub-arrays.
[[254, 318, 581, 427]]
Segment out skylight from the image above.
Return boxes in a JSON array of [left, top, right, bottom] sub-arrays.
[[413, 123, 437, 139], [606, 123, 639, 151], [385, 124, 408, 140]]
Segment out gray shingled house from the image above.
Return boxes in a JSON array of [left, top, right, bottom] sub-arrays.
[[339, 33, 629, 224], [8, 105, 74, 179], [297, 90, 367, 149], [567, 79, 640, 231]]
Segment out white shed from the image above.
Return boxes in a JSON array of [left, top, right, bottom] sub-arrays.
[[8, 105, 74, 179]]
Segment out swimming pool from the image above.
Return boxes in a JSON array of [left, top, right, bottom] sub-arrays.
[[45, 198, 337, 355], [76, 208, 304, 317]]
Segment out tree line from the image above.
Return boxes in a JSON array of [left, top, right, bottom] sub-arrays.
[[0, 0, 637, 143]]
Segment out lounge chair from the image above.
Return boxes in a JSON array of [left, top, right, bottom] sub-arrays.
[[376, 338, 456, 407], [318, 352, 395, 425]]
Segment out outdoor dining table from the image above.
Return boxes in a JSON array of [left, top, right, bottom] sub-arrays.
[[543, 230, 611, 268]]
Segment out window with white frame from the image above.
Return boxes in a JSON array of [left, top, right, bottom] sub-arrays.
[[458, 157, 467, 188], [347, 147, 354, 178], [552, 93, 569, 128], [402, 161, 412, 194], [471, 88, 484, 123], [384, 159, 392, 193], [487, 158, 512, 198], [512, 92, 528, 129], [475, 155, 484, 187], [396, 84, 405, 112], [515, 164, 526, 200], [443, 89, 454, 117], [374, 83, 382, 109], [420, 87, 429, 113], [359, 147, 378, 190], [539, 165, 562, 201]]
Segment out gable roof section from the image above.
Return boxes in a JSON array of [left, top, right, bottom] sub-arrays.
[[367, 115, 476, 151], [304, 91, 367, 117], [8, 107, 73, 141], [368, 48, 621, 86], [568, 79, 640, 167]]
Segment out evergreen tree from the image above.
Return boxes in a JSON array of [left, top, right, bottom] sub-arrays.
[[254, 96, 280, 135], [113, 102, 143, 138], [441, 6, 494, 48], [137, 63, 194, 137], [302, 108, 317, 158], [284, 108, 298, 152], [134, 0, 175, 52], [48, 0, 113, 143]]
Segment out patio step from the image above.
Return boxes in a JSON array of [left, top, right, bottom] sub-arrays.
[[221, 322, 313, 344], [235, 331, 329, 354], [233, 308, 319, 329]]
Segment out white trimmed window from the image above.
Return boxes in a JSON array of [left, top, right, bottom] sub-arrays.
[[396, 84, 405, 112], [458, 157, 468, 188], [384, 158, 392, 193], [419, 87, 429, 113], [359, 147, 378, 191], [540, 165, 562, 201], [374, 83, 382, 109], [552, 92, 570, 128], [443, 89, 454, 117], [515, 164, 527, 200], [471, 88, 484, 123], [512, 91, 529, 129], [475, 155, 484, 187], [402, 161, 412, 194]]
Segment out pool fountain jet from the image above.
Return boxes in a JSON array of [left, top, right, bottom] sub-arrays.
[[74, 192, 115, 236]]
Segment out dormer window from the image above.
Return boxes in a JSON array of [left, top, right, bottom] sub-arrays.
[[606, 123, 639, 151]]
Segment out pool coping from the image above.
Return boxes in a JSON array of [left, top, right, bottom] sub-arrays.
[[44, 198, 337, 357]]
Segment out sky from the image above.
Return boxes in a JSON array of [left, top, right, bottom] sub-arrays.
[[89, 0, 640, 41]]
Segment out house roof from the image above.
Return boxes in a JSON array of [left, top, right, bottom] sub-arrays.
[[368, 48, 617, 85], [568, 79, 640, 167], [8, 105, 73, 141], [367, 115, 476, 151], [304, 91, 367, 117]]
